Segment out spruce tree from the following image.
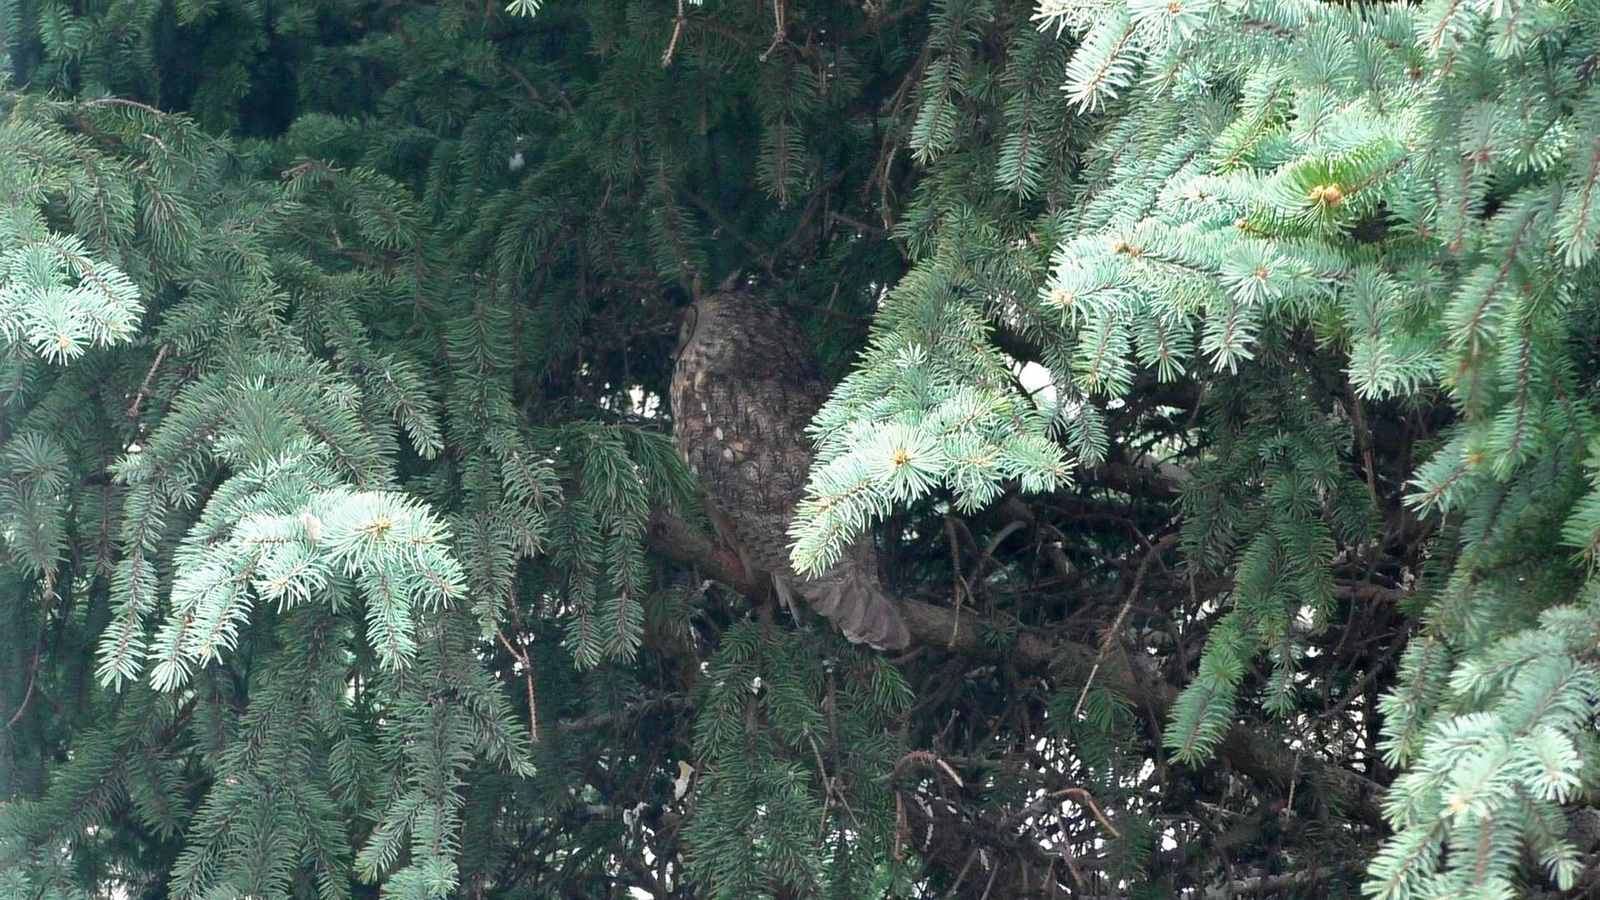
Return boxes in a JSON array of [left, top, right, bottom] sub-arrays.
[[1, 0, 1599, 897]]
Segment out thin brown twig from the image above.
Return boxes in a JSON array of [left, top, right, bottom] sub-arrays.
[[973, 519, 1029, 585], [82, 97, 169, 117], [1285, 749, 1302, 816], [1003, 777, 1122, 840], [759, 0, 786, 62], [945, 848, 980, 899], [893, 791, 908, 861], [1322, 624, 1410, 721], [978, 863, 1000, 900], [1061, 851, 1086, 892], [5, 664, 39, 729], [680, 187, 767, 257], [808, 733, 833, 845], [7, 591, 55, 729], [760, 171, 844, 269], [126, 343, 171, 419], [897, 749, 966, 789], [502, 61, 573, 115], [865, 46, 929, 237], [945, 517, 968, 647], [1052, 787, 1122, 838], [662, 0, 687, 66], [935, 756, 963, 787], [825, 210, 891, 238], [812, 305, 873, 326], [496, 629, 540, 743], [1073, 534, 1171, 718]]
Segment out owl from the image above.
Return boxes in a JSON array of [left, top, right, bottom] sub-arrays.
[[670, 288, 911, 651]]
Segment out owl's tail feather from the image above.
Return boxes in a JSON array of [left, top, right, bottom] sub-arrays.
[[800, 571, 911, 651]]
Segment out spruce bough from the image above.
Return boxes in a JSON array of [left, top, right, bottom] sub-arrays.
[[1, 0, 1599, 896]]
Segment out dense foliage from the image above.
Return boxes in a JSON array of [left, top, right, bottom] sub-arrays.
[[2, 0, 1600, 897]]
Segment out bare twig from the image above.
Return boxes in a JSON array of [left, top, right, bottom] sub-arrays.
[[973, 519, 1029, 585], [812, 305, 874, 326], [759, 0, 786, 62], [945, 848, 980, 898], [126, 343, 171, 419], [1053, 787, 1121, 838], [502, 61, 573, 115], [7, 590, 55, 729], [559, 694, 686, 734], [945, 517, 968, 647], [893, 791, 909, 861], [978, 863, 999, 900], [662, 0, 687, 66], [1347, 379, 1380, 506], [680, 187, 767, 257], [809, 733, 833, 845], [5, 661, 39, 729], [898, 750, 966, 788], [825, 210, 891, 239], [865, 46, 929, 237], [1073, 534, 1172, 718], [82, 97, 169, 117], [496, 629, 541, 743]]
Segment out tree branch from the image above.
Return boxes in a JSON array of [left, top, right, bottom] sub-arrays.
[[644, 508, 1387, 829]]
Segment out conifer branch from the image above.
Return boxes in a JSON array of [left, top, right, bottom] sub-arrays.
[[647, 508, 1384, 828]]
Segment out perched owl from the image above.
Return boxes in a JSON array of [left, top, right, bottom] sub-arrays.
[[671, 288, 911, 651]]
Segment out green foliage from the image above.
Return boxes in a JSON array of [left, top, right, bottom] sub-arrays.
[[789, 0, 1600, 893], [683, 623, 910, 899], [2, 3, 952, 896], [4, 0, 1600, 896]]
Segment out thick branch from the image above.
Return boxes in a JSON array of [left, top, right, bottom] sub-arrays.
[[1202, 864, 1365, 899], [558, 694, 686, 735], [644, 509, 1386, 828], [1080, 460, 1183, 500]]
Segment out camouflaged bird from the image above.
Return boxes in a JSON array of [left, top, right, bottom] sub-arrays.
[[671, 287, 911, 651]]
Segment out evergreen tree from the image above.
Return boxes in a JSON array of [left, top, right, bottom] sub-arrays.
[[1, 0, 1599, 897]]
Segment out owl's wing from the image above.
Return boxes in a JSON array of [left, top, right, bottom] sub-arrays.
[[672, 362, 822, 578]]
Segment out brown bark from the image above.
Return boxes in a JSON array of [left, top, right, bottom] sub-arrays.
[[644, 508, 1387, 829]]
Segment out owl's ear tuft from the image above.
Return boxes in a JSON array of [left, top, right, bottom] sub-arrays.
[[717, 271, 744, 293]]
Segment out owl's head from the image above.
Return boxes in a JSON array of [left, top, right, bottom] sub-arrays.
[[675, 277, 756, 359]]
